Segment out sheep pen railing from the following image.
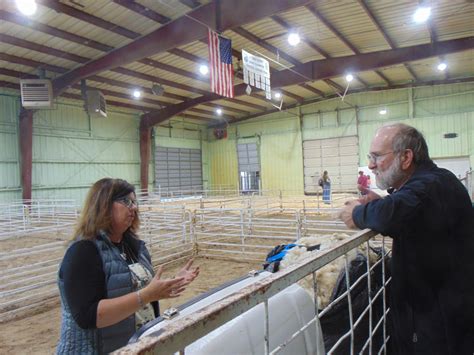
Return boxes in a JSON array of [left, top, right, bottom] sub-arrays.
[[118, 229, 392, 355], [1, 193, 391, 350]]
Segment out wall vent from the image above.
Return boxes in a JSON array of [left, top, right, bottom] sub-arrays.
[[86, 90, 107, 118], [20, 79, 53, 108]]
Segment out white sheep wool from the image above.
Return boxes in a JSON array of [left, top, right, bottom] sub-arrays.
[[279, 233, 378, 308]]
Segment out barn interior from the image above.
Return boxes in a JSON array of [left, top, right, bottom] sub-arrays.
[[0, 0, 473, 353]]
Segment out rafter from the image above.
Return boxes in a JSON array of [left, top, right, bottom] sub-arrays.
[[305, 4, 385, 87], [112, 0, 171, 24], [179, 0, 201, 9], [140, 37, 474, 128], [0, 9, 113, 52], [357, 0, 418, 81], [226, 76, 474, 125], [0, 50, 256, 118], [36, 0, 140, 39], [1, 12, 265, 114], [50, 0, 312, 95], [0, 80, 157, 112]]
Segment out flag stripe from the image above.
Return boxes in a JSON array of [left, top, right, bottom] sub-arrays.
[[208, 29, 234, 98]]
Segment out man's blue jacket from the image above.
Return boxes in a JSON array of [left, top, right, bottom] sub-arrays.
[[353, 161, 474, 355]]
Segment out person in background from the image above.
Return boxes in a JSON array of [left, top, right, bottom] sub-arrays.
[[357, 171, 369, 195], [57, 178, 200, 354], [319, 170, 331, 204], [339, 123, 474, 354]]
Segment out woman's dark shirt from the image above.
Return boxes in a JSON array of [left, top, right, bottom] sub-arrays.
[[59, 239, 158, 329]]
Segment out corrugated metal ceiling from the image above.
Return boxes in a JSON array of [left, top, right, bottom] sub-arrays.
[[0, 0, 473, 125]]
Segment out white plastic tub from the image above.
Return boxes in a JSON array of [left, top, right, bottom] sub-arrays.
[[130, 271, 325, 354]]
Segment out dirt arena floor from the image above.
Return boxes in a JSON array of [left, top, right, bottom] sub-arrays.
[[0, 194, 357, 354], [0, 257, 261, 354]]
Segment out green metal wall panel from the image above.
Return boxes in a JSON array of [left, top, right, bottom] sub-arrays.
[[203, 83, 474, 194], [0, 93, 21, 200], [0, 91, 149, 204], [155, 121, 203, 150]]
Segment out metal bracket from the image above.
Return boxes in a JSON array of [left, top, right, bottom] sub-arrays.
[[162, 307, 179, 319]]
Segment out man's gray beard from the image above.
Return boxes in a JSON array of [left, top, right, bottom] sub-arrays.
[[375, 156, 406, 190]]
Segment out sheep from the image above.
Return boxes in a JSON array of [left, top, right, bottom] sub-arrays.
[[280, 233, 379, 308]]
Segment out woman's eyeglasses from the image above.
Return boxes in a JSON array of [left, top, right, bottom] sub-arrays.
[[115, 197, 138, 208], [366, 151, 394, 164]]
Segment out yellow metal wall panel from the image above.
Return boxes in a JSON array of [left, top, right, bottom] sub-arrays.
[[259, 131, 304, 195], [207, 138, 239, 190]]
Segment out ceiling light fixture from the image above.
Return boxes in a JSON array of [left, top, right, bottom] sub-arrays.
[[216, 108, 223, 116], [413, 6, 431, 23], [132, 89, 142, 99], [379, 109, 387, 115], [16, 0, 37, 16], [288, 32, 300, 46], [437, 62, 447, 71], [199, 65, 209, 75], [274, 91, 282, 99], [345, 74, 354, 82]]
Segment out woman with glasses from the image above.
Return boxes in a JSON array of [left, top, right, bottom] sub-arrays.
[[57, 178, 199, 354]]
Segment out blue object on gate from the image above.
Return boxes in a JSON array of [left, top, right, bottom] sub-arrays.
[[266, 244, 298, 263]]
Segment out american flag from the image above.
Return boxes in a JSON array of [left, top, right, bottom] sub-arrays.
[[208, 29, 234, 98]]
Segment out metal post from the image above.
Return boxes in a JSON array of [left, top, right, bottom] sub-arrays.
[[279, 190, 283, 213], [366, 241, 373, 355], [240, 210, 245, 254], [344, 254, 355, 355], [264, 299, 270, 355]]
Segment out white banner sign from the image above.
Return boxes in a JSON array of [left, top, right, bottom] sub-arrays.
[[242, 49, 271, 99]]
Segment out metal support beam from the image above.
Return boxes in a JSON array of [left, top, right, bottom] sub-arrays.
[[52, 0, 312, 95], [140, 124, 152, 193], [140, 37, 473, 128], [19, 109, 34, 202]]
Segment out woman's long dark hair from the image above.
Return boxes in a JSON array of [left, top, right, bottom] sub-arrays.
[[73, 178, 140, 240]]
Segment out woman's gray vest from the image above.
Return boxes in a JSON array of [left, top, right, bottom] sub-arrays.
[[56, 232, 154, 354]]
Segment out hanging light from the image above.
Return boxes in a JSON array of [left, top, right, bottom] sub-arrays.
[[132, 89, 142, 99], [437, 62, 447, 71], [216, 108, 223, 116], [16, 0, 37, 16], [413, 6, 431, 23], [345, 74, 354, 82], [288, 32, 300, 46], [274, 91, 282, 99], [379, 109, 387, 115], [199, 65, 209, 75]]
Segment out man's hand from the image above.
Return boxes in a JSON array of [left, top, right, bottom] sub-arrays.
[[339, 200, 361, 229], [357, 189, 381, 204]]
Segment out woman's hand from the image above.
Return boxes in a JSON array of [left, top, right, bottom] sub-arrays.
[[175, 259, 200, 287], [141, 266, 185, 303]]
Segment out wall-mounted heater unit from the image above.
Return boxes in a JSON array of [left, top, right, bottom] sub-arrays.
[[87, 90, 107, 118], [20, 79, 53, 108]]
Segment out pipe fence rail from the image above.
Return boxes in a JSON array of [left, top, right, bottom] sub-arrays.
[[118, 229, 392, 355], [1, 193, 392, 355]]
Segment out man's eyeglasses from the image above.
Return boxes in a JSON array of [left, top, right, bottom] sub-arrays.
[[366, 151, 394, 164], [115, 197, 138, 208]]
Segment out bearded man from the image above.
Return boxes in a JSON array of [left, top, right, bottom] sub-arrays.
[[340, 123, 474, 355]]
